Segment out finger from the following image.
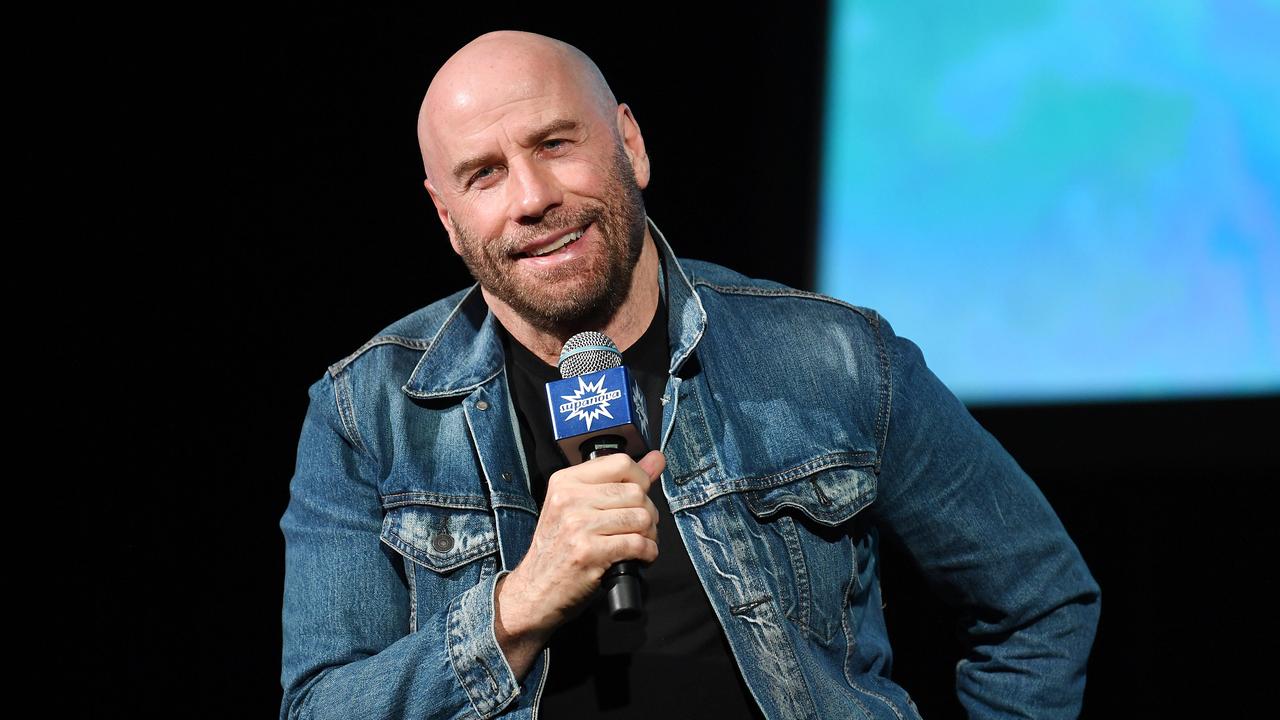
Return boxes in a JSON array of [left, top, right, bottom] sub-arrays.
[[637, 450, 666, 482], [592, 506, 656, 536], [588, 480, 648, 511], [642, 496, 659, 528], [603, 533, 659, 565], [641, 519, 658, 544], [601, 454, 656, 494], [571, 453, 643, 486]]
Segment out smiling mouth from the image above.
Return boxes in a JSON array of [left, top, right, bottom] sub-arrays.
[[519, 226, 587, 258]]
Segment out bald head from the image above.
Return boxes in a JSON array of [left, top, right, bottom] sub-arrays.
[[418, 31, 618, 180], [410, 30, 655, 358]]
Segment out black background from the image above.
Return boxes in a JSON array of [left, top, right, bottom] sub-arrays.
[[88, 4, 1278, 717]]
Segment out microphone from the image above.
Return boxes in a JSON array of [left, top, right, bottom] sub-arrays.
[[546, 331, 650, 620]]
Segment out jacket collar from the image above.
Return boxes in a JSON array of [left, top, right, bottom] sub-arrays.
[[402, 217, 706, 399], [653, 218, 707, 375]]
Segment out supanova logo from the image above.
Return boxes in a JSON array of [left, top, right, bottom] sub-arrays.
[[558, 374, 623, 430]]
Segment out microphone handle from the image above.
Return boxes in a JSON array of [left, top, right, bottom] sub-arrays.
[[583, 435, 644, 620]]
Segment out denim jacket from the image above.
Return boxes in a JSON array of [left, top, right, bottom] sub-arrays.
[[280, 221, 1100, 720]]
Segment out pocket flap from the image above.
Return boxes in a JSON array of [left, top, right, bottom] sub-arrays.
[[744, 464, 876, 526], [380, 504, 498, 573]]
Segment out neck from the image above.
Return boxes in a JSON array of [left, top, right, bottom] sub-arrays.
[[484, 228, 661, 367]]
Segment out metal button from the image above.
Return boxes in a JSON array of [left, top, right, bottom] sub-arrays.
[[475, 400, 489, 411], [501, 471, 512, 481], [432, 532, 455, 553]]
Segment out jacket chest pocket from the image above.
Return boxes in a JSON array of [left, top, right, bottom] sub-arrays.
[[379, 502, 499, 633], [741, 463, 877, 646]]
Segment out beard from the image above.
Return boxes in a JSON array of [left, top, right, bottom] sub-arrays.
[[450, 142, 647, 334]]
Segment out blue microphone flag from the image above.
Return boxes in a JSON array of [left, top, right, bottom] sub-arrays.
[[545, 365, 649, 465]]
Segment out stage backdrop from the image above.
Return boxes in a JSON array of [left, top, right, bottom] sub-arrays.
[[818, 0, 1279, 404]]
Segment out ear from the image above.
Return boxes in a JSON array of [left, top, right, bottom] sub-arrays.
[[616, 104, 650, 190], [424, 177, 462, 255]]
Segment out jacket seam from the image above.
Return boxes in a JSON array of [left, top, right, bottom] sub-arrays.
[[331, 370, 370, 456], [653, 221, 707, 375], [729, 452, 874, 489], [381, 530, 499, 573], [460, 397, 512, 573], [381, 492, 490, 511], [669, 452, 875, 513], [405, 558, 418, 634], [776, 515, 815, 638], [839, 609, 874, 719], [446, 581, 517, 718], [691, 280, 878, 321], [869, 310, 890, 474], [404, 367, 503, 400], [327, 335, 433, 377], [286, 669, 319, 720], [403, 284, 483, 395], [849, 681, 908, 720], [841, 556, 910, 720], [501, 365, 536, 497]]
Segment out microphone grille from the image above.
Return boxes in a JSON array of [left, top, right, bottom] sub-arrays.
[[558, 331, 622, 378]]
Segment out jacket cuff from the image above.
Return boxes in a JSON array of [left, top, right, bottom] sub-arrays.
[[446, 570, 519, 719]]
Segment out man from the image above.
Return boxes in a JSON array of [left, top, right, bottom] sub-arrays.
[[280, 31, 1100, 720]]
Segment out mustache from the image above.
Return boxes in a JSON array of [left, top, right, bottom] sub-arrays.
[[497, 206, 600, 254]]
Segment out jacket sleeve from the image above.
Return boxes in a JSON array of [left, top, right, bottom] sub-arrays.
[[279, 372, 532, 719], [869, 316, 1101, 719]]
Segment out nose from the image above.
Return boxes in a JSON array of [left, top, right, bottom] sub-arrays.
[[506, 156, 562, 224]]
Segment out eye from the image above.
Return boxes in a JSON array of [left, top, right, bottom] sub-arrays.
[[541, 138, 569, 152], [468, 165, 501, 189]]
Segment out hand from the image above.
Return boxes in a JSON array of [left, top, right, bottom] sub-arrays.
[[493, 450, 665, 677]]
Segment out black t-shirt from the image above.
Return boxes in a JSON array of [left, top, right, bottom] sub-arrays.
[[499, 291, 764, 718]]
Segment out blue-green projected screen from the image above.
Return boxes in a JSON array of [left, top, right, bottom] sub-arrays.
[[818, 0, 1279, 404]]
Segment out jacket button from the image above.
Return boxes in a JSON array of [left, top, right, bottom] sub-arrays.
[[432, 532, 455, 552], [475, 400, 489, 411]]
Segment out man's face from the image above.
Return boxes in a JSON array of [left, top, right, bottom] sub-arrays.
[[449, 140, 646, 332], [421, 62, 650, 333]]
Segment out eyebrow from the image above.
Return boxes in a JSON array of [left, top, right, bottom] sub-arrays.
[[449, 118, 582, 184]]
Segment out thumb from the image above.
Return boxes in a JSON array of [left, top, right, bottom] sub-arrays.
[[638, 450, 666, 482]]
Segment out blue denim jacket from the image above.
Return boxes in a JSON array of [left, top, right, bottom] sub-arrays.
[[280, 221, 1100, 719]]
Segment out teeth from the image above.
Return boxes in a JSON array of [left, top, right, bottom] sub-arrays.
[[530, 228, 585, 257]]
